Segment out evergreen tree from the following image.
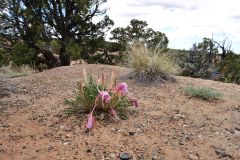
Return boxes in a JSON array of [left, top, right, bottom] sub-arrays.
[[0, 0, 113, 67]]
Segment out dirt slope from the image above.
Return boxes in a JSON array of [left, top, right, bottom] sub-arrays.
[[0, 64, 240, 160]]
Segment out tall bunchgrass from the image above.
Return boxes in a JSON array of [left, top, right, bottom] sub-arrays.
[[127, 42, 180, 82], [184, 86, 223, 100]]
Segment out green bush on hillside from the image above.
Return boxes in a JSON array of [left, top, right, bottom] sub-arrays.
[[11, 43, 37, 67], [0, 48, 10, 66], [218, 53, 240, 84], [66, 41, 82, 60], [50, 40, 61, 55], [184, 86, 223, 100], [179, 49, 213, 78]]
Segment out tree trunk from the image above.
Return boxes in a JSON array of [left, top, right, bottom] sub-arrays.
[[59, 53, 70, 66], [59, 45, 70, 66], [103, 48, 113, 64], [221, 50, 226, 60], [40, 49, 60, 68], [29, 43, 60, 68]]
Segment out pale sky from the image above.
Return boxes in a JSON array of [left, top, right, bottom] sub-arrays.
[[103, 0, 240, 53]]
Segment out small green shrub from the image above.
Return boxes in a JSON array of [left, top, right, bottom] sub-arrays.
[[50, 40, 61, 54], [65, 70, 139, 130], [0, 48, 10, 66], [184, 86, 223, 100], [11, 43, 37, 66], [66, 41, 82, 60], [127, 42, 180, 82]]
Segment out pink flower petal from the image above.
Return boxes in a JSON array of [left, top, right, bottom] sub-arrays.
[[86, 114, 94, 129], [110, 108, 120, 120], [99, 91, 111, 103], [128, 96, 140, 107], [115, 82, 128, 95], [132, 99, 140, 107], [110, 108, 118, 117]]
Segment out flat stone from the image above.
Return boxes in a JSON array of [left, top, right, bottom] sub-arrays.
[[109, 153, 117, 159], [63, 142, 69, 145], [235, 126, 240, 131], [152, 155, 158, 160], [119, 152, 133, 160], [213, 147, 228, 158], [173, 113, 186, 120], [235, 130, 240, 136], [188, 154, 199, 160]]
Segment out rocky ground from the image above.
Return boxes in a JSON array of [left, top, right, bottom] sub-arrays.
[[0, 64, 240, 160]]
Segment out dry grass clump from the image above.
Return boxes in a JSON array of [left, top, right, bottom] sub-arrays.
[[127, 42, 180, 82], [0, 64, 36, 78]]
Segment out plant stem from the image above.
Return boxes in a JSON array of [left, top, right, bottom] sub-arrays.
[[91, 95, 100, 114]]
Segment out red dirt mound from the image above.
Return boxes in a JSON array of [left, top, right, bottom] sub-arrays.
[[0, 64, 240, 160]]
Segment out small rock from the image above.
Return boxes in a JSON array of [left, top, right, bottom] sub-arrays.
[[48, 145, 53, 150], [213, 147, 228, 158], [136, 128, 143, 134], [179, 138, 186, 145], [195, 122, 206, 129], [0, 148, 5, 153], [109, 153, 117, 159], [188, 154, 199, 160], [173, 113, 185, 120], [152, 155, 158, 160], [63, 141, 69, 145], [0, 123, 10, 128], [235, 130, 240, 136], [86, 148, 91, 153], [129, 131, 135, 136], [151, 149, 159, 160], [119, 152, 133, 160], [179, 141, 185, 145], [235, 126, 240, 131]]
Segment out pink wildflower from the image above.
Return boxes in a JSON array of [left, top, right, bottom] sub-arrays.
[[99, 91, 111, 103], [86, 113, 94, 130], [115, 82, 128, 95], [132, 99, 140, 107], [128, 96, 140, 107], [110, 108, 118, 117], [110, 108, 120, 120]]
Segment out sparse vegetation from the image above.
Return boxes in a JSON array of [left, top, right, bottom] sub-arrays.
[[1, 1, 240, 159], [0, 64, 36, 78], [128, 42, 180, 82], [184, 86, 223, 100]]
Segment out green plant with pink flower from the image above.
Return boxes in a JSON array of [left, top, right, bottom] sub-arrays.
[[65, 70, 139, 130]]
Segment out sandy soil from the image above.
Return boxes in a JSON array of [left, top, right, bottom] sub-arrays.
[[0, 64, 240, 160]]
